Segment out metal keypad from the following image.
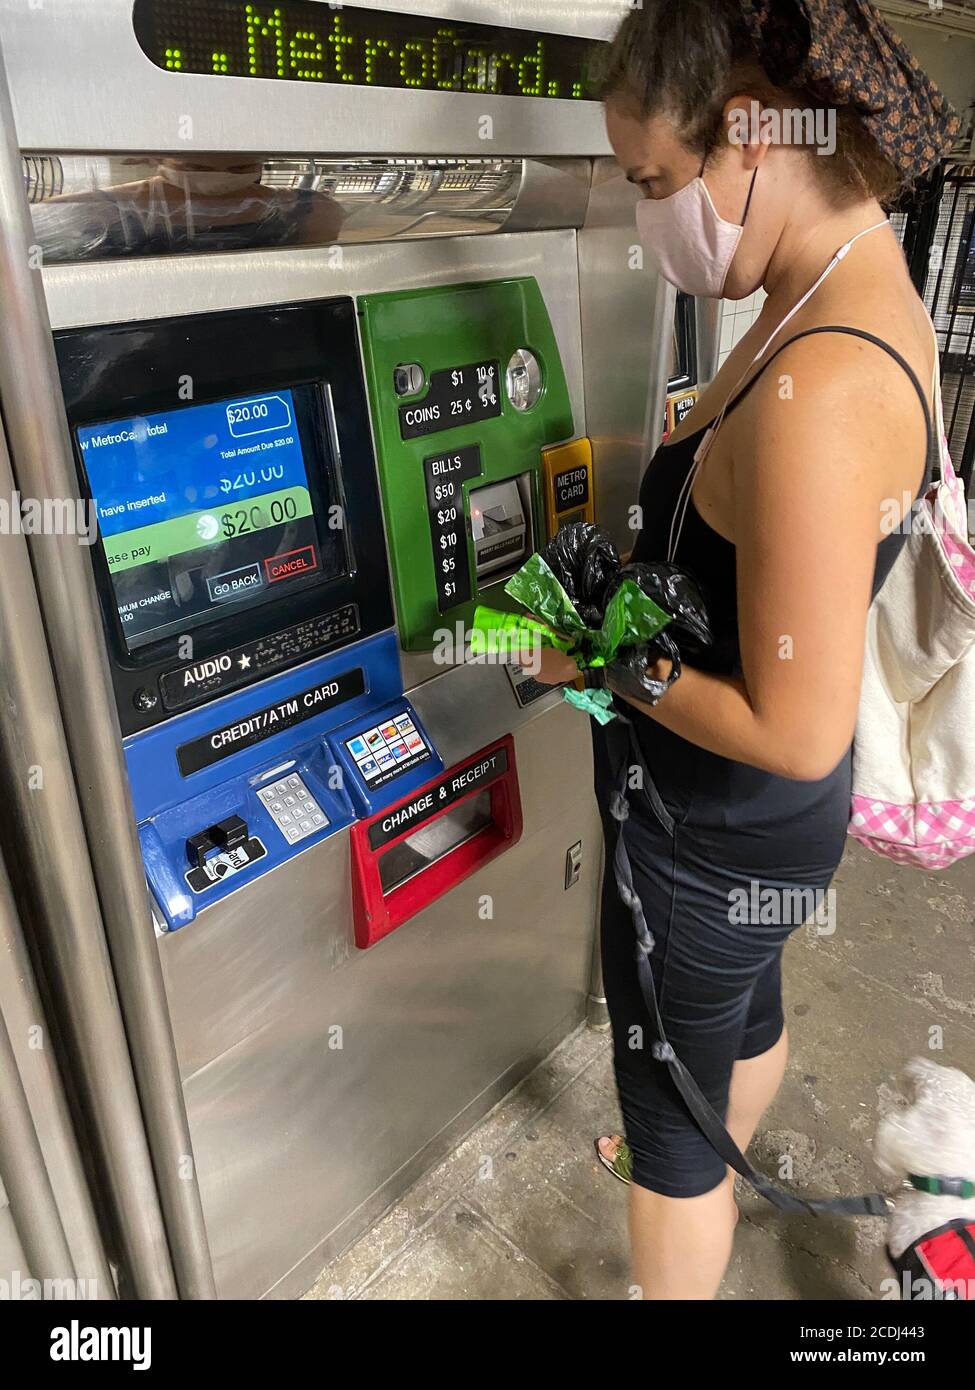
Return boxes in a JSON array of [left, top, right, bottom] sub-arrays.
[[258, 773, 328, 845]]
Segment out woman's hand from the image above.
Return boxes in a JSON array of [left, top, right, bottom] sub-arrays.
[[529, 645, 580, 687], [511, 611, 578, 686], [647, 654, 674, 683]]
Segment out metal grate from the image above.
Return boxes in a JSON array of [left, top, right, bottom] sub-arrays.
[[260, 157, 520, 205], [879, 1, 975, 39], [21, 153, 63, 202], [921, 164, 975, 485]]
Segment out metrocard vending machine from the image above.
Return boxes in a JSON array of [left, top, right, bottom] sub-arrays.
[[54, 280, 601, 1297]]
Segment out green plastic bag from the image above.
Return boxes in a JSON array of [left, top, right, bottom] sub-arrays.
[[562, 686, 617, 725], [468, 608, 572, 661], [503, 553, 590, 644], [503, 552, 670, 663], [468, 551, 673, 724], [595, 578, 672, 660]]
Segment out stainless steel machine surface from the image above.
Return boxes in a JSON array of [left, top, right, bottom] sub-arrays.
[[162, 678, 598, 1299], [42, 229, 609, 1297]]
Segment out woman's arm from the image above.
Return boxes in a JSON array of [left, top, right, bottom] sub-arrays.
[[611, 338, 929, 781]]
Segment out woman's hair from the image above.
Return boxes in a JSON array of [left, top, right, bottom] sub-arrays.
[[593, 0, 910, 206]]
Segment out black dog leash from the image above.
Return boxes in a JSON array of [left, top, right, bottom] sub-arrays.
[[608, 717, 891, 1220]]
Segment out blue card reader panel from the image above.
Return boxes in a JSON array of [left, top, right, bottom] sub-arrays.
[[328, 703, 442, 819], [124, 632, 444, 930], [139, 733, 354, 930]]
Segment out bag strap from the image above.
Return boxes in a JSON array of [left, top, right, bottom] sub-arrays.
[[927, 317, 956, 487], [724, 326, 934, 442], [608, 719, 891, 1219]]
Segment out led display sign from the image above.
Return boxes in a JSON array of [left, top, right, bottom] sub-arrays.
[[133, 0, 602, 99]]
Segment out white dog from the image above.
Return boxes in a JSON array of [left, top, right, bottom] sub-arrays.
[[874, 1059, 975, 1299]]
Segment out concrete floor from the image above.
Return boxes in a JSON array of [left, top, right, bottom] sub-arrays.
[[305, 841, 974, 1300]]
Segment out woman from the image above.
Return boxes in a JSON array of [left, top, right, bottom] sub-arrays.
[[533, 0, 959, 1299]]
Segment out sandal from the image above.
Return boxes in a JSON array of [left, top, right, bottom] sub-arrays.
[[594, 1134, 632, 1184]]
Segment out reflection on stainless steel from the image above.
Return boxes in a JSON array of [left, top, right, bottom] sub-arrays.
[[22, 153, 63, 202], [27, 153, 525, 263]]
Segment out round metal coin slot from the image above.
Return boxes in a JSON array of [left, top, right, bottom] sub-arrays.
[[393, 363, 425, 396], [504, 349, 542, 412]]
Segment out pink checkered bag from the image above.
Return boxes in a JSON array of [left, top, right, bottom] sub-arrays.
[[850, 355, 975, 870]]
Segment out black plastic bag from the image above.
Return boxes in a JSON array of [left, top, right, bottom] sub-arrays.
[[536, 523, 714, 710], [607, 561, 712, 648], [608, 631, 683, 706], [540, 523, 620, 629]]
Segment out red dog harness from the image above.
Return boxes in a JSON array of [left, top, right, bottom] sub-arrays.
[[890, 1220, 975, 1300]]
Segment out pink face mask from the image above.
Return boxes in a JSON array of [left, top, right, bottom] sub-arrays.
[[636, 166, 758, 298]]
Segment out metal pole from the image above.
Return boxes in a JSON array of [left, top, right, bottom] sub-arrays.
[[0, 847, 78, 1290], [640, 276, 677, 480], [586, 923, 610, 1031], [0, 40, 214, 1297], [901, 165, 946, 297], [694, 296, 722, 390], [0, 812, 115, 1297], [0, 1006, 75, 1289], [0, 419, 175, 1297]]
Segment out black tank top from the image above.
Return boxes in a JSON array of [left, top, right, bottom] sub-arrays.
[[615, 327, 938, 858]]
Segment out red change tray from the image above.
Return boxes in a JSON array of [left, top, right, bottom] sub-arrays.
[[350, 735, 522, 948]]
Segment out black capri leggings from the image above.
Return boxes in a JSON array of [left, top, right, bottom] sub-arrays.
[[595, 729, 849, 1200]]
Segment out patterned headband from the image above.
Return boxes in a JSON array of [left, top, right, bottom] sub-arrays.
[[738, 0, 961, 182]]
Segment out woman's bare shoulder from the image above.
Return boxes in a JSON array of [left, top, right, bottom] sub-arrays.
[[733, 318, 932, 520], [787, 263, 934, 396]]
